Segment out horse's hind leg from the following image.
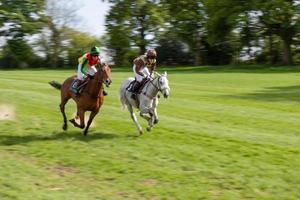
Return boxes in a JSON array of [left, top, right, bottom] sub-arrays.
[[60, 98, 69, 131], [84, 110, 99, 136], [128, 104, 143, 135]]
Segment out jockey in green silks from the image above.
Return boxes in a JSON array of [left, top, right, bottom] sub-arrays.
[[70, 46, 107, 96]]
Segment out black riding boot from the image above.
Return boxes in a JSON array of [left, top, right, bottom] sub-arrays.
[[71, 79, 82, 95], [131, 81, 141, 100]]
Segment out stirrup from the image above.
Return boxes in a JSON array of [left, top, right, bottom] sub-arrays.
[[70, 86, 78, 94], [73, 89, 80, 96]]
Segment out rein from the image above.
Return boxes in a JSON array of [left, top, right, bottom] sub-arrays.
[[148, 76, 161, 91], [142, 76, 161, 99]]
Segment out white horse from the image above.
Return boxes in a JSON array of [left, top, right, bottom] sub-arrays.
[[120, 72, 170, 134]]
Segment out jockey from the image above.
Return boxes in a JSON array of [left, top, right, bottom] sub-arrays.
[[71, 46, 107, 96], [130, 49, 157, 100]]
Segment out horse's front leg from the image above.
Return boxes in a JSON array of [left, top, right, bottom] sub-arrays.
[[152, 97, 159, 124], [140, 109, 151, 121], [78, 109, 86, 129], [140, 107, 154, 132], [147, 109, 155, 132], [84, 109, 99, 136], [153, 107, 159, 124], [127, 104, 143, 135], [69, 108, 85, 129]]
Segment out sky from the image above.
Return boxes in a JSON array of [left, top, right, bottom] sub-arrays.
[[73, 0, 111, 36]]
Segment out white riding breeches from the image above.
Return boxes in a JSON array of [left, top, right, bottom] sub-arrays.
[[133, 64, 150, 82], [77, 64, 98, 81]]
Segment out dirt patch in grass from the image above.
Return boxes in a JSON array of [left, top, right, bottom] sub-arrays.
[[142, 179, 158, 186], [0, 104, 15, 120], [46, 165, 79, 177]]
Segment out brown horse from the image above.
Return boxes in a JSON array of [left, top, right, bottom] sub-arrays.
[[49, 63, 112, 135]]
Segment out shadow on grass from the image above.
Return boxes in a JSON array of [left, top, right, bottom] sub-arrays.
[[0, 130, 119, 146], [226, 85, 300, 102]]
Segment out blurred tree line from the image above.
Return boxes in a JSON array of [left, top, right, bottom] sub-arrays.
[[0, 0, 100, 68], [0, 0, 300, 68], [105, 0, 300, 66]]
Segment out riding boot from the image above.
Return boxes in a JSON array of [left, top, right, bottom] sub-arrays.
[[103, 90, 108, 96], [131, 81, 141, 100], [74, 79, 83, 96], [71, 79, 80, 94]]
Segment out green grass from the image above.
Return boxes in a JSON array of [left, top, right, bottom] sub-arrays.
[[0, 66, 299, 200]]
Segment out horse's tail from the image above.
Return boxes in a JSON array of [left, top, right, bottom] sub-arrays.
[[119, 78, 133, 110], [49, 81, 62, 90], [119, 84, 126, 110]]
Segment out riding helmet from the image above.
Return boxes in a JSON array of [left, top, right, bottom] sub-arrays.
[[90, 46, 100, 56]]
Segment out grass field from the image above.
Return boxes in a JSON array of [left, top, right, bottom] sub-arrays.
[[0, 66, 300, 200]]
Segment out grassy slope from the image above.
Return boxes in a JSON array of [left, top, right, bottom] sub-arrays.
[[0, 66, 299, 200]]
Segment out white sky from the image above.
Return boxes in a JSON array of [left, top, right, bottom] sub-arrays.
[[73, 0, 111, 36]]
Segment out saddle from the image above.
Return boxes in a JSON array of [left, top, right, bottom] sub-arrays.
[[70, 78, 89, 95], [126, 78, 149, 94]]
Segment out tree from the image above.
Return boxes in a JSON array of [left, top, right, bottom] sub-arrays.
[[203, 0, 255, 65], [0, 0, 47, 67], [161, 0, 206, 65], [156, 37, 193, 65], [103, 0, 300, 66], [105, 0, 165, 65], [1, 39, 38, 68], [254, 0, 300, 65], [43, 0, 81, 67], [0, 0, 46, 37], [105, 23, 131, 66]]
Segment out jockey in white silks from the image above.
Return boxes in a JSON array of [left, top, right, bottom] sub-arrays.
[[130, 49, 157, 100]]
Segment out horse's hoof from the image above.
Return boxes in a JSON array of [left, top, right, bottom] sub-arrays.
[[80, 125, 85, 129], [83, 131, 88, 136], [139, 130, 143, 135], [69, 119, 78, 128], [62, 124, 67, 130], [154, 119, 159, 124], [146, 127, 152, 132]]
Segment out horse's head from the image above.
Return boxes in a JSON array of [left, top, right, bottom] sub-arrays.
[[157, 71, 170, 98], [96, 63, 112, 87]]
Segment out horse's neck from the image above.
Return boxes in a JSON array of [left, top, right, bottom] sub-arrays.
[[142, 78, 159, 98], [85, 75, 103, 97]]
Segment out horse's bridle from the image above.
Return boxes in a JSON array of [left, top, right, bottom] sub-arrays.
[[96, 64, 111, 86], [149, 75, 170, 92], [148, 76, 160, 91], [147, 75, 169, 94]]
